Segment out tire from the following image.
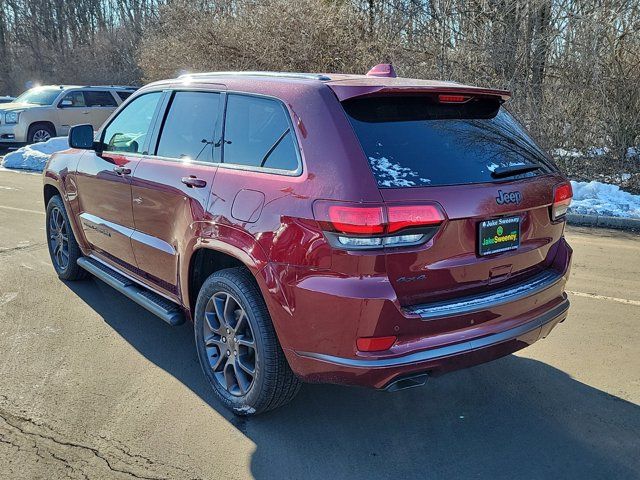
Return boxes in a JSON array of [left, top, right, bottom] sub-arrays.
[[28, 123, 55, 143], [194, 267, 301, 415], [46, 195, 87, 281]]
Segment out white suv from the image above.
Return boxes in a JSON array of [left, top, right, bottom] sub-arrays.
[[0, 85, 136, 145]]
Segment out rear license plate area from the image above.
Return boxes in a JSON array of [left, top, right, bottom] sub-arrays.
[[479, 216, 520, 256]]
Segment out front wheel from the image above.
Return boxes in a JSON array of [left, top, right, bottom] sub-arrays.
[[28, 123, 55, 143], [194, 268, 301, 415], [46, 195, 87, 280]]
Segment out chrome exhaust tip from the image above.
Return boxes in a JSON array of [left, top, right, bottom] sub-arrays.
[[385, 373, 429, 392]]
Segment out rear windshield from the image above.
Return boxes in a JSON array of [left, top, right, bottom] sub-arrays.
[[343, 96, 555, 188]]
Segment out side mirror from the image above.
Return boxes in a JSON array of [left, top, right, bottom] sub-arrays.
[[69, 124, 95, 150], [59, 99, 73, 108]]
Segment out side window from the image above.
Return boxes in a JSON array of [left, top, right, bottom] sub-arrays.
[[156, 91, 220, 162], [116, 91, 133, 102], [102, 92, 162, 154], [61, 91, 86, 107], [222, 94, 300, 172], [85, 90, 117, 107]]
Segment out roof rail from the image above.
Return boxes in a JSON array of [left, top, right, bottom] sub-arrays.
[[179, 71, 332, 81], [81, 85, 138, 89]]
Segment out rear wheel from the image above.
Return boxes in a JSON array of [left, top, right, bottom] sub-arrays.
[[46, 195, 87, 280], [28, 123, 55, 143], [194, 267, 301, 415]]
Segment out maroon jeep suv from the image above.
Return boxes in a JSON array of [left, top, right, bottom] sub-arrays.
[[43, 65, 573, 415]]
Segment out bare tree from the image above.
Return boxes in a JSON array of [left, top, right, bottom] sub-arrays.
[[2, 0, 638, 190]]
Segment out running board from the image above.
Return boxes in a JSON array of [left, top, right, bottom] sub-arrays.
[[77, 257, 185, 326]]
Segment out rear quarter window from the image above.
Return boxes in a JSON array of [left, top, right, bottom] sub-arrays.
[[343, 96, 555, 188], [222, 94, 300, 173], [116, 91, 133, 102]]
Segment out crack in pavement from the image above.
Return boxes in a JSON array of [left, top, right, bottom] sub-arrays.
[[0, 242, 47, 257], [0, 406, 203, 480]]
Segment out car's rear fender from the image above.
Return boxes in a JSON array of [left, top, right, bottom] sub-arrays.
[[181, 229, 302, 353]]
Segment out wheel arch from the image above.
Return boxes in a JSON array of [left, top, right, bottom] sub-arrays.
[[184, 243, 297, 366], [187, 247, 248, 316], [43, 183, 60, 208], [28, 120, 57, 138], [43, 175, 89, 254]]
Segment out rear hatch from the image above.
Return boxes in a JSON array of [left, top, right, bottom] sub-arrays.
[[340, 93, 569, 306]]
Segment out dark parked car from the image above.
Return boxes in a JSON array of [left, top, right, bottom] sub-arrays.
[[43, 65, 573, 415]]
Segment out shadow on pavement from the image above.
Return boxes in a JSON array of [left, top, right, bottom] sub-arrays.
[[66, 278, 640, 480]]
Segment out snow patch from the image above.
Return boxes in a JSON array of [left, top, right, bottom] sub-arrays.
[[552, 145, 639, 160], [368, 156, 429, 188], [586, 146, 609, 157], [552, 148, 583, 158], [1, 137, 69, 172], [570, 180, 640, 218]]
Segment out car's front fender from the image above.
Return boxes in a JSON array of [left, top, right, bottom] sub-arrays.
[[43, 150, 89, 253]]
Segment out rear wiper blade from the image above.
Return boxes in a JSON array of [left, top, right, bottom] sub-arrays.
[[490, 163, 542, 178]]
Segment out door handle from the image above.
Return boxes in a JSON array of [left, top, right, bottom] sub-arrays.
[[113, 166, 131, 175], [181, 176, 207, 188], [82, 111, 90, 114]]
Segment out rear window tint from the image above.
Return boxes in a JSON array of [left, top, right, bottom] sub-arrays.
[[343, 96, 554, 188], [84, 90, 117, 107], [222, 94, 300, 172]]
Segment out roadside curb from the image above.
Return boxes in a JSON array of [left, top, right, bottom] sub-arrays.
[[567, 213, 640, 231]]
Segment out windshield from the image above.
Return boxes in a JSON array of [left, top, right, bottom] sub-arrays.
[[343, 96, 556, 188], [14, 88, 61, 106]]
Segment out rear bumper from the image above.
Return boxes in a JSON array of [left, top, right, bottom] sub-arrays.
[[276, 237, 572, 389], [288, 297, 568, 389]]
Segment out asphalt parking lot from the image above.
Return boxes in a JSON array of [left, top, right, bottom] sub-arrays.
[[0, 168, 639, 480]]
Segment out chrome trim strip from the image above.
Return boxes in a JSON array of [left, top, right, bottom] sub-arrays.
[[296, 299, 569, 369], [79, 212, 134, 238], [130, 230, 176, 256], [406, 270, 563, 319], [80, 212, 175, 256]]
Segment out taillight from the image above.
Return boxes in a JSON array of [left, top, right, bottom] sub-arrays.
[[438, 94, 470, 103], [552, 182, 572, 220], [327, 205, 384, 235], [387, 205, 444, 233], [357, 336, 397, 352], [314, 201, 445, 250]]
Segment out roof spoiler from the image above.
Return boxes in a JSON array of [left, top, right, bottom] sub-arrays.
[[329, 84, 511, 102]]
